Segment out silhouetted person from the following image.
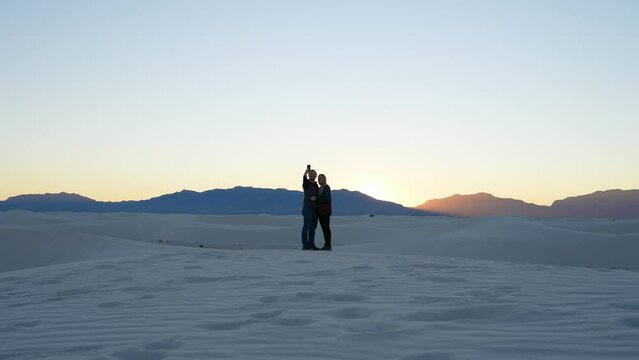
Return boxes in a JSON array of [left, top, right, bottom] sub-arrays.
[[317, 174, 332, 251], [301, 167, 319, 250]]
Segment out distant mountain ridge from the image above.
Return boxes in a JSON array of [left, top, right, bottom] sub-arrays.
[[416, 192, 547, 217], [2, 188, 638, 218], [549, 190, 639, 218], [0, 186, 430, 216], [417, 189, 639, 218], [5, 192, 95, 203]]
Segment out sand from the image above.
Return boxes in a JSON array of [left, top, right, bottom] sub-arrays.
[[1, 211, 638, 359]]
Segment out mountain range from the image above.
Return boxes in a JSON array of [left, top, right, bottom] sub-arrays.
[[1, 187, 638, 218], [416, 189, 639, 218], [0, 187, 428, 216]]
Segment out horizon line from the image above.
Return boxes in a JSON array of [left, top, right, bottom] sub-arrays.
[[2, 186, 637, 208]]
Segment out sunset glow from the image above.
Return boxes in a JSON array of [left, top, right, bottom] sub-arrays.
[[1, 1, 637, 206]]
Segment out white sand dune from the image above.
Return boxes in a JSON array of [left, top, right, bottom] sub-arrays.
[[0, 228, 171, 273], [341, 216, 639, 269], [1, 211, 639, 359]]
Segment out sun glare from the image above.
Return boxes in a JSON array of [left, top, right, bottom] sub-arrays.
[[358, 184, 392, 202]]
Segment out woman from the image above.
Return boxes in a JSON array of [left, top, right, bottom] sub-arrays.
[[316, 174, 332, 251]]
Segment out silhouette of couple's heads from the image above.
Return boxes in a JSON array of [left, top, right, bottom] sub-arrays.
[[308, 170, 327, 185]]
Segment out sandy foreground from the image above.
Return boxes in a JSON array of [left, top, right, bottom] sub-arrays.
[[1, 211, 639, 359]]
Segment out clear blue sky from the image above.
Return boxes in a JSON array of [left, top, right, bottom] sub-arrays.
[[1, 0, 638, 206]]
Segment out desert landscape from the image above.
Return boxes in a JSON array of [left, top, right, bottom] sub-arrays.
[[2, 211, 638, 359], [2, 1, 638, 358]]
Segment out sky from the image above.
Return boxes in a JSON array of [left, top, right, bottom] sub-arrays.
[[1, 0, 638, 206]]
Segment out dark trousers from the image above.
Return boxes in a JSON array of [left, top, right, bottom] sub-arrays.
[[318, 215, 331, 248], [301, 206, 318, 248]]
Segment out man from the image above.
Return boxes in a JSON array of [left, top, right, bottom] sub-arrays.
[[301, 166, 319, 250]]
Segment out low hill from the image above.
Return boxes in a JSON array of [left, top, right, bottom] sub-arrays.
[[416, 190, 639, 218], [549, 189, 639, 218], [0, 187, 431, 216], [416, 192, 547, 217]]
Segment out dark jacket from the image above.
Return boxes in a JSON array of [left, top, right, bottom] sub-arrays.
[[302, 176, 319, 207], [317, 185, 332, 216]]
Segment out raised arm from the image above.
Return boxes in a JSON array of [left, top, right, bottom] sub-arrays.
[[302, 168, 309, 183]]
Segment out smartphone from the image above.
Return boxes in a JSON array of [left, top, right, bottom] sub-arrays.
[[307, 164, 311, 170]]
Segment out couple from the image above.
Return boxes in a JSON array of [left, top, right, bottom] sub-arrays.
[[301, 166, 332, 251]]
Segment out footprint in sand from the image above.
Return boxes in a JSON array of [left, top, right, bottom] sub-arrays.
[[122, 285, 148, 293], [358, 283, 379, 289], [295, 292, 321, 299], [280, 280, 315, 286], [196, 253, 228, 260], [612, 301, 639, 310], [426, 275, 468, 283], [65, 344, 104, 353], [272, 318, 316, 326], [350, 265, 376, 271], [467, 287, 519, 300], [54, 287, 97, 297], [143, 337, 183, 350], [250, 309, 284, 320], [183, 265, 204, 270], [320, 293, 370, 302], [111, 347, 167, 360], [184, 275, 264, 283], [199, 319, 256, 331], [619, 317, 639, 328], [12, 320, 40, 328], [95, 264, 118, 270], [409, 295, 452, 304], [329, 306, 375, 319], [182, 276, 222, 283], [8, 302, 33, 308], [31, 278, 63, 285], [259, 295, 281, 303], [292, 259, 313, 264], [403, 304, 518, 322], [342, 319, 401, 334], [398, 352, 455, 360], [97, 301, 124, 309], [45, 287, 97, 302], [352, 278, 373, 283]]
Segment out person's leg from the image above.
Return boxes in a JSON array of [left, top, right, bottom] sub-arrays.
[[319, 215, 332, 250], [301, 208, 311, 249], [318, 215, 326, 247], [309, 212, 319, 249]]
